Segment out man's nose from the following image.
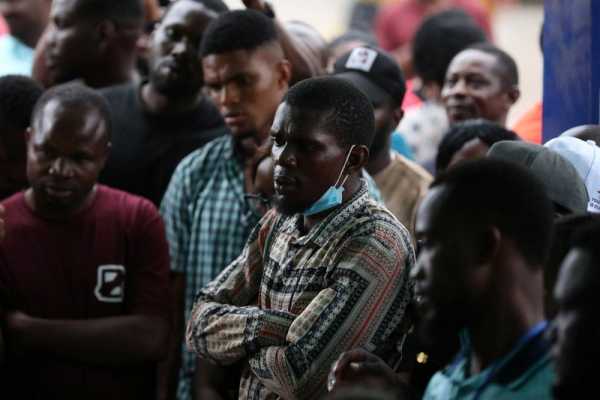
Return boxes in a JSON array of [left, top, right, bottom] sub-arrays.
[[545, 319, 558, 344], [172, 38, 194, 59], [49, 158, 74, 177], [448, 79, 468, 97], [219, 83, 240, 106], [45, 24, 59, 51], [273, 143, 296, 167], [410, 256, 425, 282]]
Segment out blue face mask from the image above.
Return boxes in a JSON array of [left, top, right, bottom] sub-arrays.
[[303, 145, 355, 217]]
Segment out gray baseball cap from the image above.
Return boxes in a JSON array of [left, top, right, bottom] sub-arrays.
[[487, 140, 589, 214]]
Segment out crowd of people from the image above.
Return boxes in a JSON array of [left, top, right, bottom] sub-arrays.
[[0, 0, 598, 399]]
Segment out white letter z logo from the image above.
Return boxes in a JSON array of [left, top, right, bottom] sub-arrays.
[[95, 265, 126, 303]]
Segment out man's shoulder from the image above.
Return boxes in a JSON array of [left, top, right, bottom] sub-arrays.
[[424, 352, 555, 400], [0, 34, 10, 50], [99, 81, 137, 100], [172, 135, 232, 179], [1, 192, 28, 222], [387, 152, 433, 185], [94, 185, 160, 221], [98, 83, 140, 125], [0, 35, 33, 75], [361, 195, 408, 223], [1, 190, 25, 206], [505, 354, 554, 399], [422, 366, 461, 400], [325, 195, 413, 256]]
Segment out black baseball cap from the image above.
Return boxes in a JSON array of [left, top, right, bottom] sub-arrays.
[[334, 46, 406, 106]]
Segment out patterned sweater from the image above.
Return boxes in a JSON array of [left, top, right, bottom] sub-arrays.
[[186, 184, 415, 399]]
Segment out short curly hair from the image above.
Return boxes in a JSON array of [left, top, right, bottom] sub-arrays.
[[432, 159, 554, 267], [284, 76, 375, 149], [200, 9, 278, 57], [435, 119, 519, 173]]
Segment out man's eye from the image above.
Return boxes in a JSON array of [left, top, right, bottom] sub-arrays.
[[72, 155, 91, 163], [35, 148, 50, 157], [303, 143, 319, 152], [444, 77, 457, 86], [469, 79, 487, 88], [164, 27, 178, 39], [207, 85, 221, 94], [235, 76, 251, 87], [416, 239, 431, 252]]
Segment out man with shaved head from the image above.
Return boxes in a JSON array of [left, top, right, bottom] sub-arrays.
[[98, 0, 227, 206]]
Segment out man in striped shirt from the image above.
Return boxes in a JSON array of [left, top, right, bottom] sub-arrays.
[[186, 77, 415, 400]]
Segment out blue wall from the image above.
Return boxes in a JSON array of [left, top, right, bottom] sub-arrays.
[[543, 0, 600, 142]]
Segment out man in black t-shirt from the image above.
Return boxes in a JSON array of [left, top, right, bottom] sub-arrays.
[[99, 0, 227, 206]]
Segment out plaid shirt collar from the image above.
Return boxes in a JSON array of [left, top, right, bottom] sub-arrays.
[[279, 180, 369, 248]]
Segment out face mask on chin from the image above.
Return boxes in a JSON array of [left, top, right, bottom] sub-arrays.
[[302, 145, 355, 217]]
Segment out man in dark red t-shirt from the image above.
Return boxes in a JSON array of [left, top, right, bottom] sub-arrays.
[[0, 83, 171, 399]]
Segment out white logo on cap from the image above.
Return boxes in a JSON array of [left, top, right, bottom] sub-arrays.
[[345, 47, 377, 72]]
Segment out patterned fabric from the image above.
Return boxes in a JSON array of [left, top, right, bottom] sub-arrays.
[[187, 182, 415, 400], [160, 135, 262, 400]]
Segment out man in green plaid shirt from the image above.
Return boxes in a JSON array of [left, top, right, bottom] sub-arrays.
[[160, 9, 293, 400]]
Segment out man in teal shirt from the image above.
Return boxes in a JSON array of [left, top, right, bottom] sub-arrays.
[[413, 159, 555, 400], [0, 0, 50, 76], [331, 159, 555, 399]]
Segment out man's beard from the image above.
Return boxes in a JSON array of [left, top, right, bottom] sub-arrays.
[[272, 193, 304, 216], [149, 70, 200, 98]]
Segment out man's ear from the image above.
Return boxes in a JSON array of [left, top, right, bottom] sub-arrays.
[[346, 145, 369, 175], [277, 59, 292, 89], [477, 225, 501, 265], [25, 127, 33, 143], [96, 20, 117, 52], [392, 106, 404, 126], [99, 141, 112, 168], [506, 85, 520, 105]]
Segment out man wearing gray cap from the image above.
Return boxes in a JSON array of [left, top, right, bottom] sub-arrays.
[[487, 141, 589, 216], [334, 46, 432, 235]]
